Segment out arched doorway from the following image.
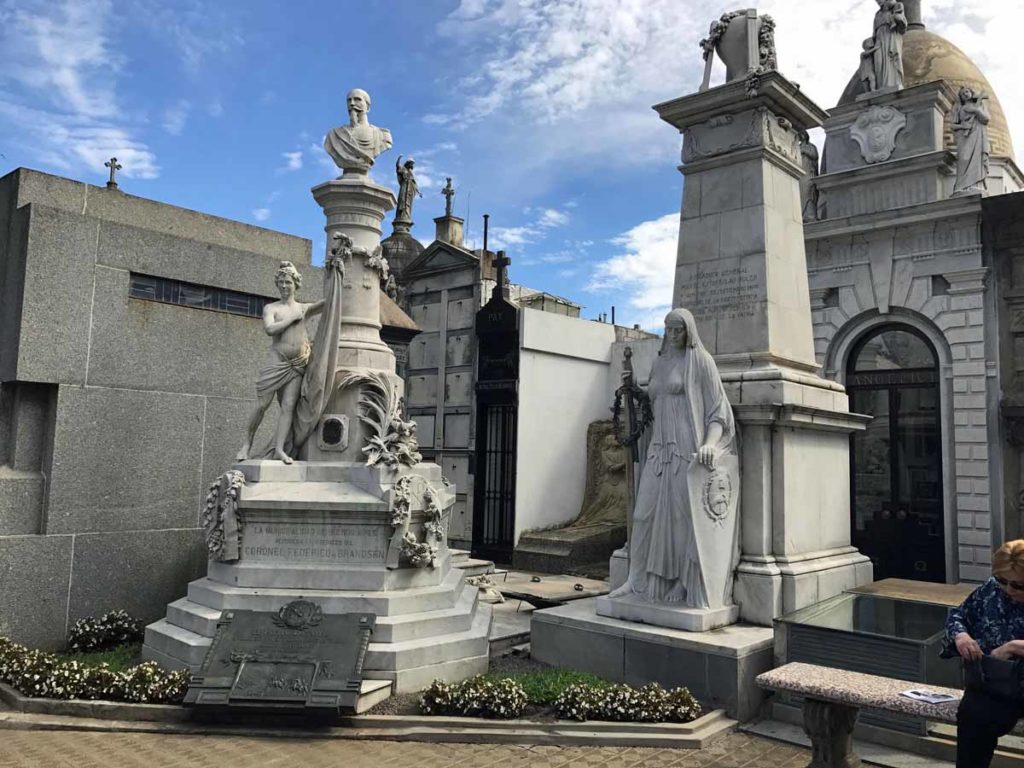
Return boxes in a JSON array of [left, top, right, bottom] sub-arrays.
[[847, 325, 945, 582]]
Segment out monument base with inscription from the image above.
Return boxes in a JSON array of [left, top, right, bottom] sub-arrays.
[[185, 604, 375, 717], [143, 460, 492, 694]]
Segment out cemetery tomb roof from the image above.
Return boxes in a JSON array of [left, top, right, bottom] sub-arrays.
[[837, 26, 1014, 159], [380, 230, 425, 279]]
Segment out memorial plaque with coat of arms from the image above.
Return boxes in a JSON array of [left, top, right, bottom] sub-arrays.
[[687, 454, 740, 610], [185, 600, 375, 716]]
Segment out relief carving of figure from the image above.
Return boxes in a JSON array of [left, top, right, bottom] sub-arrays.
[[952, 87, 991, 197], [608, 308, 738, 607], [323, 88, 393, 176], [237, 262, 325, 464], [394, 156, 422, 223], [871, 0, 907, 91]]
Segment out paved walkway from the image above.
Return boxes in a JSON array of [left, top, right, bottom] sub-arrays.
[[0, 731, 808, 768]]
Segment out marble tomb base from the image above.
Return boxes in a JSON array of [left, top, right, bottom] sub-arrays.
[[143, 460, 492, 693], [531, 597, 773, 721]]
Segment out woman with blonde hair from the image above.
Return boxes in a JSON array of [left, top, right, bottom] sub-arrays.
[[946, 539, 1024, 767]]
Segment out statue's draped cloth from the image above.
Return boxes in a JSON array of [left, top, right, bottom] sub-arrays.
[[293, 256, 344, 448], [872, 7, 906, 90], [324, 125, 393, 172], [954, 102, 990, 193], [624, 312, 736, 607], [256, 345, 310, 400]]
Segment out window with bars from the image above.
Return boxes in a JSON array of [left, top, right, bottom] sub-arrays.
[[128, 273, 272, 318]]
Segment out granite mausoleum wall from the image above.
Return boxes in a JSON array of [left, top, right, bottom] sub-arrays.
[[0, 168, 318, 649]]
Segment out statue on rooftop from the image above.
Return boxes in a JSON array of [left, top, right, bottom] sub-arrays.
[[324, 88, 393, 176], [870, 0, 907, 91], [952, 87, 991, 196], [394, 156, 422, 224], [699, 9, 776, 92], [799, 130, 822, 223]]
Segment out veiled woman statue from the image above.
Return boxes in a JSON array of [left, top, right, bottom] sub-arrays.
[[952, 87, 991, 196], [610, 308, 737, 607], [871, 0, 907, 91]]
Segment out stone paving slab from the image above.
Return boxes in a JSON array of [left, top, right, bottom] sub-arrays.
[[0, 731, 810, 768]]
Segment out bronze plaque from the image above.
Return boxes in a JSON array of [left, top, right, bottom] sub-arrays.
[[185, 600, 375, 716]]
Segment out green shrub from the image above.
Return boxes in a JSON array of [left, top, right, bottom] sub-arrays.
[[554, 681, 702, 723], [483, 668, 611, 706], [419, 676, 528, 719], [66, 610, 145, 653], [0, 636, 188, 704]]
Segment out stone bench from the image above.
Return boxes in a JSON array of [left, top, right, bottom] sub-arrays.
[[757, 661, 964, 766]]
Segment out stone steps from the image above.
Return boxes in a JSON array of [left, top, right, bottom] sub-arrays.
[[165, 598, 222, 637], [371, 583, 479, 643], [364, 602, 492, 672], [143, 601, 492, 694], [185, 567, 465, 616], [453, 557, 497, 578]]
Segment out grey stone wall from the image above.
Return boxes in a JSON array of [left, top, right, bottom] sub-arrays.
[[0, 168, 318, 649]]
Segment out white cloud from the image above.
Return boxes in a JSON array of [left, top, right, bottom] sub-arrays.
[[485, 205, 572, 251], [0, 1, 158, 179], [432, 1, 1024, 177], [252, 207, 271, 222], [538, 208, 569, 228], [281, 150, 302, 171], [162, 99, 190, 135], [588, 212, 679, 320]]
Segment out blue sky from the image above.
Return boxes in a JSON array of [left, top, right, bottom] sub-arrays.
[[1, 0, 1020, 329]]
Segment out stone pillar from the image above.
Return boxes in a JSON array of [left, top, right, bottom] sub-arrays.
[[655, 72, 872, 625], [309, 176, 398, 462]]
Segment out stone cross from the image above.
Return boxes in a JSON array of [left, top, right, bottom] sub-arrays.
[[104, 157, 122, 190], [442, 177, 456, 217]]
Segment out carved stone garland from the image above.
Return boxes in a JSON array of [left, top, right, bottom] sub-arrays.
[[334, 370, 422, 467], [201, 470, 246, 562], [386, 475, 444, 569]]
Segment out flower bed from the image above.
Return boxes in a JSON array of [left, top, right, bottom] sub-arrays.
[[419, 667, 703, 724], [0, 636, 187, 704]]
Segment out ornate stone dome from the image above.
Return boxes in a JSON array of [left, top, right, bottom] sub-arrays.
[[838, 27, 1014, 160], [380, 229, 424, 280]]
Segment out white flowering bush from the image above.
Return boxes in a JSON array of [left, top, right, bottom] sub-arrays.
[[0, 636, 188, 703], [419, 676, 528, 719], [554, 681, 702, 723], [66, 610, 145, 653]]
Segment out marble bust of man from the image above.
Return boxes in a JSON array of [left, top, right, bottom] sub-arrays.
[[324, 88, 393, 176]]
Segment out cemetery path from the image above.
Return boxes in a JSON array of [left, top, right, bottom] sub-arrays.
[[0, 730, 809, 767]]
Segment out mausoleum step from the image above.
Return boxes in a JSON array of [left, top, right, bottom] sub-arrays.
[[143, 619, 211, 669], [371, 582, 479, 643], [185, 567, 465, 617], [355, 679, 393, 714], [238, 481, 389, 512], [449, 548, 470, 565], [376, 652, 491, 693], [364, 602, 492, 671], [453, 557, 496, 577], [166, 598, 223, 637]]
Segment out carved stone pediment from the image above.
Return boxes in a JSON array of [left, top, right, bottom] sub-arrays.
[[850, 106, 906, 164]]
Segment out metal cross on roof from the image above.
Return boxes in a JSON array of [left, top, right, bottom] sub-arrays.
[[104, 157, 122, 190]]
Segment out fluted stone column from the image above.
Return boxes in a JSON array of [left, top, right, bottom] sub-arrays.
[[307, 176, 398, 462]]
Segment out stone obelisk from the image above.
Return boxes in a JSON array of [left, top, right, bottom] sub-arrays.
[[655, 67, 872, 623]]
